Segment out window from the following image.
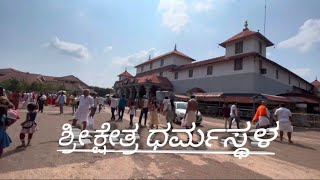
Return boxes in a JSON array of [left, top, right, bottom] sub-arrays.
[[276, 70, 279, 79], [289, 76, 291, 84], [259, 42, 263, 54], [207, 66, 213, 75], [234, 58, 243, 71], [235, 41, 243, 54], [189, 69, 193, 78], [174, 72, 178, 79], [160, 59, 164, 67], [150, 63, 153, 70], [260, 68, 267, 74], [141, 66, 144, 72], [159, 72, 163, 77]]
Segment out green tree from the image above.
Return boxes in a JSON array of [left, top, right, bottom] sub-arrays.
[[0, 79, 26, 92]]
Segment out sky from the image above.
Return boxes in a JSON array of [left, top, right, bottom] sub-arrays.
[[0, 0, 319, 88]]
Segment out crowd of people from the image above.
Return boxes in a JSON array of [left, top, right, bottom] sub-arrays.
[[222, 101, 294, 143], [0, 87, 108, 157], [0, 85, 295, 158]]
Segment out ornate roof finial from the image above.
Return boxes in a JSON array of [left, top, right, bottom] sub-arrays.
[[149, 54, 151, 60], [244, 20, 248, 30], [174, 43, 177, 51], [125, 67, 127, 72], [316, 76, 318, 81]]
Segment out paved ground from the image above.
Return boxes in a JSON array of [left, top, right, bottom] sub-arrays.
[[0, 105, 320, 179]]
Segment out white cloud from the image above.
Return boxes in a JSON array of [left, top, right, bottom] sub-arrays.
[[291, 68, 316, 82], [111, 48, 159, 68], [278, 19, 320, 52], [103, 46, 113, 53], [48, 37, 89, 60], [193, 0, 214, 12], [158, 0, 189, 33]]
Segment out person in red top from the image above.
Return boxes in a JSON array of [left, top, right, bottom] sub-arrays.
[[12, 91, 20, 110], [222, 103, 231, 129]]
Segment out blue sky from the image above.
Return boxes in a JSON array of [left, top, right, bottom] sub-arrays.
[[0, 0, 319, 88]]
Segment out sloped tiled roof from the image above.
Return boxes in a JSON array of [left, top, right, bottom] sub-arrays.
[[0, 68, 22, 75], [219, 28, 274, 48], [135, 74, 173, 88], [135, 50, 195, 68], [0, 68, 89, 88], [114, 74, 173, 89], [0, 72, 43, 84], [256, 94, 293, 103], [55, 75, 81, 82], [186, 87, 206, 94], [118, 70, 133, 77], [311, 80, 320, 87], [63, 83, 83, 92]]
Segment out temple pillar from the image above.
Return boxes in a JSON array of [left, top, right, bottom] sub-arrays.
[[129, 87, 133, 99], [135, 86, 140, 99], [124, 88, 127, 98], [145, 85, 152, 98]]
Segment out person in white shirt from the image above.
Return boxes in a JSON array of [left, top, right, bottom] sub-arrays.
[[90, 94, 99, 118], [56, 92, 67, 114], [110, 95, 119, 120], [162, 96, 170, 114], [72, 89, 94, 130], [229, 103, 240, 129], [274, 104, 293, 143], [98, 96, 105, 113], [127, 101, 136, 128], [139, 95, 149, 127]]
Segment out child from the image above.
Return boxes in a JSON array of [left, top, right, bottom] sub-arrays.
[[0, 106, 12, 158], [18, 103, 37, 148], [127, 102, 136, 128]]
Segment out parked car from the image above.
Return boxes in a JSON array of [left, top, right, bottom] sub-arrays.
[[174, 101, 202, 126]]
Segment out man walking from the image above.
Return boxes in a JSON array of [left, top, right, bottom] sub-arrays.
[[184, 95, 199, 141], [110, 95, 118, 121], [57, 92, 66, 114], [222, 103, 230, 129], [139, 95, 149, 127], [98, 96, 104, 113], [90, 94, 98, 118], [229, 102, 240, 129], [37, 93, 45, 113], [252, 101, 270, 129], [162, 96, 170, 114], [72, 89, 94, 130], [117, 95, 127, 121], [274, 104, 294, 143]]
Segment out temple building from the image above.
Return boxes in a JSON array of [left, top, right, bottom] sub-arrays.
[[311, 77, 320, 96], [113, 22, 315, 99]]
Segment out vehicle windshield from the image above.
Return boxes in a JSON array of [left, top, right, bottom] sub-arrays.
[[176, 103, 187, 110]]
